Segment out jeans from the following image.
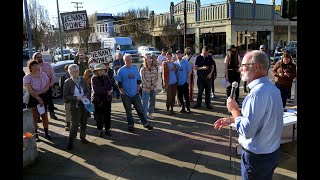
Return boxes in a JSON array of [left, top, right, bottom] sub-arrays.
[[121, 93, 149, 127], [196, 77, 212, 106], [142, 90, 156, 119], [241, 148, 280, 180]]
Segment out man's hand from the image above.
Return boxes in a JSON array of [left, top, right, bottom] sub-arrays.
[[214, 117, 233, 130], [227, 97, 240, 113], [201, 66, 208, 70], [207, 73, 212, 79]]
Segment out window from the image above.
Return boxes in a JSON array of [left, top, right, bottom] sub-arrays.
[[54, 65, 67, 73]]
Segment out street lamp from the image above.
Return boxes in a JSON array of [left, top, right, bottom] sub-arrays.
[[177, 24, 181, 50], [244, 34, 251, 52]]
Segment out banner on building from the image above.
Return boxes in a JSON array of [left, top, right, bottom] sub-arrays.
[[60, 10, 89, 32], [91, 49, 114, 63]]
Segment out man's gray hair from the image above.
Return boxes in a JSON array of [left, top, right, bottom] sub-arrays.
[[123, 53, 132, 61], [68, 64, 79, 74], [249, 50, 269, 71]]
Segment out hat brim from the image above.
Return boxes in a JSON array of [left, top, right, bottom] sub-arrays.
[[93, 68, 106, 72]]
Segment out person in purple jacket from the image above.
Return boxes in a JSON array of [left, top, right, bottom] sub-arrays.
[[91, 63, 113, 137]]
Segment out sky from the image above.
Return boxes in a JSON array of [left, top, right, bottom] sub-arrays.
[[35, 0, 281, 25]]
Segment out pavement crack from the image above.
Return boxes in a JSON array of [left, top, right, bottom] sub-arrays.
[[115, 149, 143, 180]]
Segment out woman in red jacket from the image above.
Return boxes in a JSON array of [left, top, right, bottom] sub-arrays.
[[271, 50, 296, 108]]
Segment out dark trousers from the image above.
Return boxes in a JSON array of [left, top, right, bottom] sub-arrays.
[[94, 100, 111, 131], [69, 105, 89, 145], [211, 77, 215, 94], [226, 70, 240, 100], [166, 84, 177, 109], [241, 148, 280, 180], [177, 82, 190, 110], [196, 77, 212, 106], [121, 94, 148, 127], [47, 86, 55, 113], [114, 85, 120, 97], [275, 84, 291, 108]]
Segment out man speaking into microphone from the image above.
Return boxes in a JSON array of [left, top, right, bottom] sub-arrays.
[[214, 50, 283, 180]]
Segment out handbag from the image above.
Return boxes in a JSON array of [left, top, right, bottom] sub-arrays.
[[23, 86, 30, 105]]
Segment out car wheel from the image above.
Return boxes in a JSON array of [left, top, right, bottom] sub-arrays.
[[52, 84, 62, 98]]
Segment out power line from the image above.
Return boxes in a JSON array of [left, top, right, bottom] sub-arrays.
[[91, 0, 136, 13], [71, 2, 83, 11]]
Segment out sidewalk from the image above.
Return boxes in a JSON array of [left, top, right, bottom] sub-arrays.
[[23, 86, 297, 179]]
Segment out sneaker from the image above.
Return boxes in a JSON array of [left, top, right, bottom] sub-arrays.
[[45, 134, 52, 140], [54, 107, 58, 110], [161, 90, 166, 93], [65, 122, 70, 131], [105, 130, 112, 136], [193, 104, 201, 109], [211, 94, 216, 98], [128, 127, 135, 132], [187, 109, 191, 113], [180, 109, 187, 113], [66, 144, 73, 150], [81, 139, 90, 144], [206, 105, 213, 110], [145, 125, 153, 130], [148, 114, 155, 120]]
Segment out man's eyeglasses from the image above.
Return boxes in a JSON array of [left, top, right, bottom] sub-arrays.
[[241, 63, 255, 67]]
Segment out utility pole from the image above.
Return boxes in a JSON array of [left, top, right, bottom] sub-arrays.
[[56, 0, 64, 60], [71, 2, 83, 11], [71, 2, 83, 48], [24, 0, 33, 59], [183, 0, 187, 50]]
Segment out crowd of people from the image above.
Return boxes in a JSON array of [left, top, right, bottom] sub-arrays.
[[23, 44, 296, 179]]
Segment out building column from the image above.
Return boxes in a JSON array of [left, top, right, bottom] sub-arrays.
[[151, 35, 156, 47], [270, 30, 274, 51], [225, 25, 236, 54], [195, 27, 200, 53], [287, 24, 291, 44]]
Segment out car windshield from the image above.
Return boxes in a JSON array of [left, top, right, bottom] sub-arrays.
[[57, 49, 71, 55], [287, 42, 297, 48], [120, 45, 134, 50], [148, 47, 158, 51]]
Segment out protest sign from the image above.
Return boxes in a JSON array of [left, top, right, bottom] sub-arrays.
[[60, 10, 89, 32], [91, 49, 114, 63]]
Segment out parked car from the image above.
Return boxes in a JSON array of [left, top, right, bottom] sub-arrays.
[[51, 60, 74, 98], [23, 48, 35, 59], [282, 41, 297, 58], [138, 46, 161, 57], [54, 49, 75, 61]]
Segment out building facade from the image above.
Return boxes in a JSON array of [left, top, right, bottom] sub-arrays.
[[150, 0, 297, 54]]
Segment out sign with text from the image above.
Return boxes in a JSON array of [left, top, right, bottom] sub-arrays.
[[60, 10, 89, 32], [91, 49, 114, 63]]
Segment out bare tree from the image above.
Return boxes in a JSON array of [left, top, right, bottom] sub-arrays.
[[78, 14, 97, 53], [116, 7, 152, 46], [160, 21, 182, 50], [26, 0, 50, 50]]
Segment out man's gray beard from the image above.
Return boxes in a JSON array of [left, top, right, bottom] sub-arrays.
[[241, 73, 249, 82]]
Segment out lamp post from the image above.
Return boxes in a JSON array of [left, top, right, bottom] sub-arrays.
[[245, 34, 251, 52], [177, 24, 181, 50]]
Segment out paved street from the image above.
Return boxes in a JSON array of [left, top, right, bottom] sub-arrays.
[[23, 53, 296, 179]]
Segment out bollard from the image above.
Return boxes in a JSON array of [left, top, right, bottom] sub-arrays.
[[23, 108, 38, 168]]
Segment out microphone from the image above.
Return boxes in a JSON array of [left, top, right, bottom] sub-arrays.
[[229, 81, 238, 99]]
